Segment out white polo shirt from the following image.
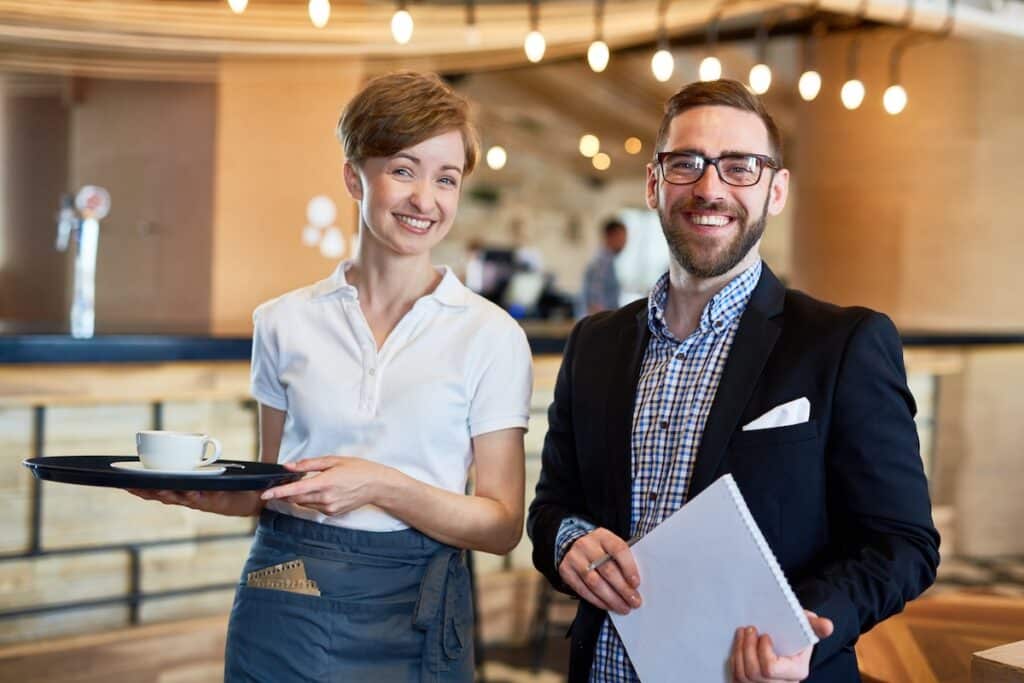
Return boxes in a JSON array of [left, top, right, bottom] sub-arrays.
[[250, 261, 533, 532]]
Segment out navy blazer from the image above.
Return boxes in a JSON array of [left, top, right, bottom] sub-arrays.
[[527, 264, 940, 682]]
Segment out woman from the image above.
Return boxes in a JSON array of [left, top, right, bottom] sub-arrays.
[[134, 72, 532, 682]]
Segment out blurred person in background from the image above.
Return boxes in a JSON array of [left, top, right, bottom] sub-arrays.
[[580, 219, 628, 316]]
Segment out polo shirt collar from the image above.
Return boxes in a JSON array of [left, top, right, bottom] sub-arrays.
[[310, 260, 468, 308]]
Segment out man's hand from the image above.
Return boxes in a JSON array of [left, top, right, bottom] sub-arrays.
[[729, 610, 834, 683], [557, 527, 642, 615]]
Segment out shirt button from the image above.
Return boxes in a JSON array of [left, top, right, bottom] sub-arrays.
[[675, 353, 684, 360], [368, 368, 376, 376], [649, 492, 658, 501], [659, 421, 669, 430]]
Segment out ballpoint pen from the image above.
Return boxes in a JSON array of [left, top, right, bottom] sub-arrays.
[[587, 535, 641, 572]]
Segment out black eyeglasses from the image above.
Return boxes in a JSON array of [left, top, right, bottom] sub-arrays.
[[655, 152, 778, 187]]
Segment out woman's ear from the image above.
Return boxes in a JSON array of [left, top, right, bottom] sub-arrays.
[[343, 162, 363, 200]]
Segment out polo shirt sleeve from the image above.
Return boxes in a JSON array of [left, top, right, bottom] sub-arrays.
[[250, 305, 288, 411], [468, 322, 533, 437]]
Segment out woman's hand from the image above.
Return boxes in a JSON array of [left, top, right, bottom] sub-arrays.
[[260, 456, 399, 516], [127, 489, 263, 517]]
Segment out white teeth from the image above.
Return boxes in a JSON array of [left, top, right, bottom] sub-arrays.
[[396, 214, 432, 230], [690, 214, 730, 227]]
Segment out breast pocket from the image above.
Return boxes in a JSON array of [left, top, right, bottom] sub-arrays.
[[729, 419, 818, 449], [725, 420, 822, 564]]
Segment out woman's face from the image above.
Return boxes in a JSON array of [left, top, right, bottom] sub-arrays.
[[345, 130, 466, 258]]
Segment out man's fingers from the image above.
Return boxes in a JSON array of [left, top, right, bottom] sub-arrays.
[[809, 614, 834, 639], [732, 628, 748, 683], [741, 627, 762, 682], [594, 560, 642, 608], [757, 633, 778, 680], [558, 564, 611, 612], [580, 561, 631, 614]]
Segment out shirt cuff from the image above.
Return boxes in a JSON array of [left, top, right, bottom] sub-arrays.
[[555, 516, 598, 569]]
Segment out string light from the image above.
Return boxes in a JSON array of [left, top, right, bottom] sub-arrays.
[[524, 0, 546, 62], [227, 0, 248, 14], [592, 152, 611, 170], [579, 134, 600, 158], [486, 146, 508, 170], [650, 0, 673, 82], [587, 0, 610, 72], [308, 0, 330, 28], [392, 1, 414, 44]]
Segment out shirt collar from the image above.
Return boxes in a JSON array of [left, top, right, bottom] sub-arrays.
[[310, 260, 468, 308], [647, 260, 762, 342]]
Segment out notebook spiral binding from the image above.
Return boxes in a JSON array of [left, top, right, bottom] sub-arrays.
[[722, 474, 818, 645]]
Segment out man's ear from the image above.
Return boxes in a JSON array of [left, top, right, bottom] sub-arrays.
[[343, 162, 363, 200], [645, 164, 659, 211], [767, 168, 789, 217]]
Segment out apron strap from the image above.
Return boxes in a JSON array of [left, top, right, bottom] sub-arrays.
[[413, 546, 471, 677]]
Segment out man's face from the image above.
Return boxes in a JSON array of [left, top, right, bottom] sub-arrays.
[[645, 106, 789, 280]]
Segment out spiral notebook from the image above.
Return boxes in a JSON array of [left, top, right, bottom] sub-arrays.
[[609, 474, 817, 682]]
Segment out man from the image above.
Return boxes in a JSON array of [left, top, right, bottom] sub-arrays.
[[528, 79, 939, 683], [580, 219, 628, 315]]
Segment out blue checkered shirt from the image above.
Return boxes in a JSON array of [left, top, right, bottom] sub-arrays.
[[554, 260, 762, 682]]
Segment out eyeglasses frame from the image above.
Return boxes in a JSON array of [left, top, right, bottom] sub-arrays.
[[654, 151, 780, 187]]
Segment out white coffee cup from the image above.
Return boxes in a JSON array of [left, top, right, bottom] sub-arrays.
[[136, 431, 222, 470]]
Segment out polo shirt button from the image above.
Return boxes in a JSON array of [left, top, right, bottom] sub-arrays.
[[368, 368, 376, 376]]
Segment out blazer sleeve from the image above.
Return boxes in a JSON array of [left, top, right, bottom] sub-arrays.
[[798, 311, 941, 667], [527, 319, 592, 593]]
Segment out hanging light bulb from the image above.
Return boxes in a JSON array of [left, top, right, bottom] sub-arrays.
[[392, 4, 414, 44], [699, 7, 723, 82], [650, 2, 673, 82], [588, 41, 610, 73], [308, 0, 330, 28], [840, 34, 865, 110], [883, 84, 908, 114], [798, 70, 822, 101], [486, 146, 507, 170], [699, 56, 722, 81], [651, 48, 673, 82], [840, 79, 865, 109], [587, 0, 609, 73], [579, 134, 600, 158], [464, 0, 480, 46], [797, 22, 826, 102], [228, 0, 248, 14], [524, 31, 545, 62], [747, 16, 774, 94], [524, 0, 545, 62], [749, 64, 772, 94]]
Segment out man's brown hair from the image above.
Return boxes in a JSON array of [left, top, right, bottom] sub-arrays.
[[654, 79, 783, 165], [337, 72, 480, 174]]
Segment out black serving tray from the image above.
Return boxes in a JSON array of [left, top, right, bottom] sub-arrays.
[[23, 456, 303, 491]]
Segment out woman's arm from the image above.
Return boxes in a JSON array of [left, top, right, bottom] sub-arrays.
[[261, 427, 526, 555], [129, 403, 286, 516]]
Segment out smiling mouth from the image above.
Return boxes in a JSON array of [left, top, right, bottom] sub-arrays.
[[685, 213, 733, 228], [394, 213, 435, 233]]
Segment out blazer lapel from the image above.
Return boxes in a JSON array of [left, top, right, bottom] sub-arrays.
[[688, 264, 786, 498], [603, 305, 650, 538]]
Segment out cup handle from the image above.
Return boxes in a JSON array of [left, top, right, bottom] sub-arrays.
[[200, 437, 222, 467]]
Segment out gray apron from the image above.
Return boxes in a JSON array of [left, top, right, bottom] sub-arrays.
[[224, 510, 473, 682]]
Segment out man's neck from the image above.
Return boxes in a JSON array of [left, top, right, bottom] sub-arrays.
[[662, 252, 759, 340]]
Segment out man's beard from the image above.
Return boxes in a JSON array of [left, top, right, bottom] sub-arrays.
[[659, 192, 769, 279]]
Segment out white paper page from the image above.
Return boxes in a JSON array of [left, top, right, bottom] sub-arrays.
[[609, 474, 817, 683]]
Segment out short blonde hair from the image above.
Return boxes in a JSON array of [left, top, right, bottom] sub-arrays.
[[337, 72, 480, 175]]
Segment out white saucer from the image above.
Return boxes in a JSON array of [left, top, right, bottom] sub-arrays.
[[110, 461, 226, 476]]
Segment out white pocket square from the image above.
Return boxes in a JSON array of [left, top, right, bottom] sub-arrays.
[[742, 397, 810, 431]]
